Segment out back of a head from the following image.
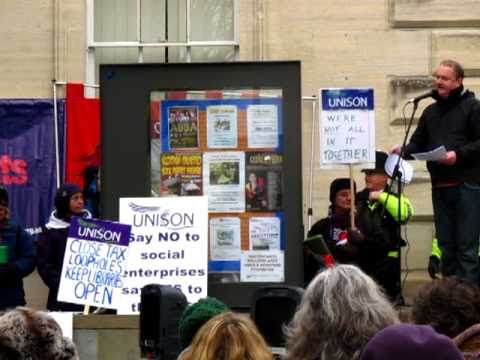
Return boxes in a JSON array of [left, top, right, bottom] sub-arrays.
[[0, 307, 78, 360], [361, 324, 463, 360], [180, 312, 272, 360], [285, 265, 398, 360], [178, 296, 229, 349], [412, 277, 480, 338]]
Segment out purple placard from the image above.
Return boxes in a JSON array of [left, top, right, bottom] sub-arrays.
[[68, 217, 131, 246]]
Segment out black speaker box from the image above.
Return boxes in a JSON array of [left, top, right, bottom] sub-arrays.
[[140, 284, 188, 360], [251, 286, 304, 349]]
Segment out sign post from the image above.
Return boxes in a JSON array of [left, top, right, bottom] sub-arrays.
[[320, 88, 376, 226]]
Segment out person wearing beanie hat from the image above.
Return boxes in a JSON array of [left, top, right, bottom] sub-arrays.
[[0, 187, 36, 311], [361, 323, 463, 360], [37, 183, 92, 311], [0, 307, 79, 359], [178, 297, 229, 350], [354, 150, 414, 304], [305, 178, 359, 285]]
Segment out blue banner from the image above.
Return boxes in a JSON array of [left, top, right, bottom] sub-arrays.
[[0, 99, 65, 234], [321, 89, 374, 110]]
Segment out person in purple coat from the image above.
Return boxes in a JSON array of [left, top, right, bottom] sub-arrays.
[[37, 183, 91, 311]]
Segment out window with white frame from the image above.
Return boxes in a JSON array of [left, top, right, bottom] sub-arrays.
[[86, 0, 239, 91]]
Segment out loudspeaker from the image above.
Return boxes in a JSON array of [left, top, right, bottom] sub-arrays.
[[251, 286, 304, 349], [140, 284, 188, 360]]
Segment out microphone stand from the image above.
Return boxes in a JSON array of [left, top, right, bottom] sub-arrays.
[[387, 99, 420, 305]]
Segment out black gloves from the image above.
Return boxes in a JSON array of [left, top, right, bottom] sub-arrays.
[[428, 256, 441, 279], [356, 189, 370, 202], [348, 228, 365, 245]]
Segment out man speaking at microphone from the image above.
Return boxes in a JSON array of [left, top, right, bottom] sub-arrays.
[[393, 59, 480, 284]]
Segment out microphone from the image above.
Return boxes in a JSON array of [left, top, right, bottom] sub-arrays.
[[407, 89, 437, 104]]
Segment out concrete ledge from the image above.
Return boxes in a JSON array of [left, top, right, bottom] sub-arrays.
[[74, 314, 138, 329], [389, 0, 480, 28]]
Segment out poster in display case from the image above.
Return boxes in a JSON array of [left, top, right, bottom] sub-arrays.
[[150, 90, 285, 284], [100, 62, 302, 308]]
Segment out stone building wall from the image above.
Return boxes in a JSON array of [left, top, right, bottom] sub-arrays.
[[1, 1, 479, 271], [240, 0, 480, 269]]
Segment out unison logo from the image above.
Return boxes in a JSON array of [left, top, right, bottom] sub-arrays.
[[328, 96, 368, 108]]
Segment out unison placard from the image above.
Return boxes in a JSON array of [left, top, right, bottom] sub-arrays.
[[57, 218, 131, 309], [320, 88, 375, 167]]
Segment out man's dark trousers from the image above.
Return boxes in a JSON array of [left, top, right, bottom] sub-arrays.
[[433, 183, 480, 284]]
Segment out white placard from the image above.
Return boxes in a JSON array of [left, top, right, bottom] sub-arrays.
[[57, 218, 131, 309], [118, 196, 208, 314], [320, 88, 375, 168], [203, 152, 245, 212], [240, 250, 284, 282], [247, 104, 279, 148], [207, 105, 238, 148]]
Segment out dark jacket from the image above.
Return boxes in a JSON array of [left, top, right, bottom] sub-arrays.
[[307, 211, 359, 265], [405, 88, 480, 185], [0, 221, 36, 309], [37, 210, 90, 311], [355, 189, 405, 300]]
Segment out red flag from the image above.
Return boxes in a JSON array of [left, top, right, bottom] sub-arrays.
[[65, 83, 100, 189]]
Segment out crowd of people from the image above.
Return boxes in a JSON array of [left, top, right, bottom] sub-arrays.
[[0, 58, 478, 358]]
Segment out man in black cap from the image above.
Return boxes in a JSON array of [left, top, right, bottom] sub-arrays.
[[0, 186, 36, 310], [354, 151, 414, 304]]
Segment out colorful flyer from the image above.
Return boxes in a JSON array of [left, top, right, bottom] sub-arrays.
[[203, 152, 245, 212], [207, 105, 238, 148], [247, 104, 279, 148], [245, 152, 283, 211], [160, 152, 202, 196], [168, 106, 199, 149], [249, 217, 281, 250], [209, 217, 241, 260]]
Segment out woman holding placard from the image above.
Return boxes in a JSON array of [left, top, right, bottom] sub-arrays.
[[37, 183, 91, 311]]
